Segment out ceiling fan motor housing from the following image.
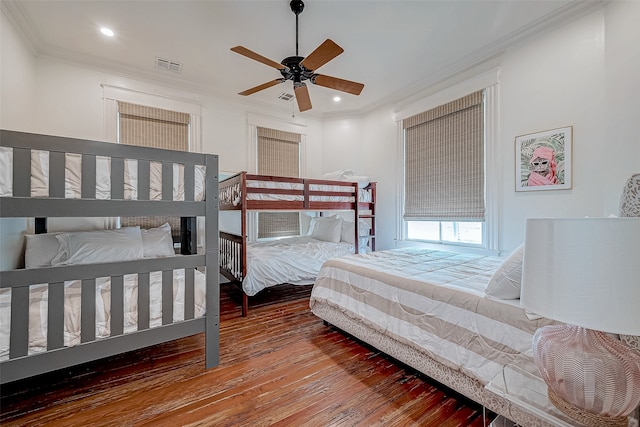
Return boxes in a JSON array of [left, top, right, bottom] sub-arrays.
[[280, 56, 314, 83]]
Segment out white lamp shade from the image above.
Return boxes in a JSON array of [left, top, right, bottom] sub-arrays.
[[521, 217, 640, 336]]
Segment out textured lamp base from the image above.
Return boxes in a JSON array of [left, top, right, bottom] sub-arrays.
[[548, 387, 628, 427], [533, 325, 640, 427]]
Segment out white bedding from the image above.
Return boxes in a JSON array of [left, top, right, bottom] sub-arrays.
[[310, 248, 557, 386], [0, 147, 205, 201], [0, 268, 206, 360], [238, 236, 366, 296], [245, 180, 373, 203]]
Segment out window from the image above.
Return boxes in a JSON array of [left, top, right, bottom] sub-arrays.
[[118, 102, 189, 150], [403, 90, 486, 246], [102, 85, 204, 245], [256, 126, 301, 239], [117, 101, 190, 232]]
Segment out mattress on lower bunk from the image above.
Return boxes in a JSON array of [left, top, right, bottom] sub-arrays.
[[231, 236, 365, 297], [0, 268, 206, 360], [0, 147, 206, 201], [309, 248, 556, 386]]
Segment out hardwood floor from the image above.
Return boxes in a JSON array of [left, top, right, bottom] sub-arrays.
[[1, 283, 492, 426]]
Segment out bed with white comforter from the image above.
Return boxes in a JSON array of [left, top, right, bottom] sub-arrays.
[[310, 247, 561, 426], [240, 236, 365, 296]]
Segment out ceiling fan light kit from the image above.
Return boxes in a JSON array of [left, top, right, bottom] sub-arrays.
[[231, 0, 364, 112]]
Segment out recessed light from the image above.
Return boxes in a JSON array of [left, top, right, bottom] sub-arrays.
[[100, 27, 114, 37], [333, 96, 341, 103]]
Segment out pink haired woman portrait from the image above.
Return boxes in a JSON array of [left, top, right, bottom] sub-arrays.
[[527, 146, 558, 186]]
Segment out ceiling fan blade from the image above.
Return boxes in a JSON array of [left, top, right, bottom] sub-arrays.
[[294, 83, 312, 112], [312, 74, 364, 96], [231, 46, 287, 71], [238, 79, 285, 96], [299, 39, 344, 71]]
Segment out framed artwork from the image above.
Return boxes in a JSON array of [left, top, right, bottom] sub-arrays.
[[515, 126, 572, 192]]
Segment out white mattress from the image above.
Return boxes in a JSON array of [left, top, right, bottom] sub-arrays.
[[0, 268, 206, 360], [310, 248, 557, 386], [231, 236, 365, 296], [246, 180, 373, 203], [0, 147, 205, 201]]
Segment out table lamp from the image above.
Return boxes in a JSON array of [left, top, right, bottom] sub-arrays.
[[520, 217, 640, 427]]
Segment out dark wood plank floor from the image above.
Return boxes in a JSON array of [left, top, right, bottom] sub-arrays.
[[1, 282, 491, 426]]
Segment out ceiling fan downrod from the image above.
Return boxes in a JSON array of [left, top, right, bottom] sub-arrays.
[[290, 0, 304, 56]]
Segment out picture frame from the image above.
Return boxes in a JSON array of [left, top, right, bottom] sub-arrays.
[[515, 126, 572, 192]]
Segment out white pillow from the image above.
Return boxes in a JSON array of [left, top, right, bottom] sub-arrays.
[[309, 216, 343, 243], [141, 223, 175, 258], [341, 220, 371, 246], [51, 227, 144, 266], [24, 233, 62, 268], [485, 244, 524, 299], [0, 146, 12, 197]]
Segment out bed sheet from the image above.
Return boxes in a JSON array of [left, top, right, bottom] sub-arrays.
[[238, 236, 363, 296], [309, 248, 556, 385], [0, 147, 205, 201], [246, 180, 373, 203], [0, 268, 206, 360]]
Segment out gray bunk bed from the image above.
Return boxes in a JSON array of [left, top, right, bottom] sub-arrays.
[[0, 130, 219, 384]]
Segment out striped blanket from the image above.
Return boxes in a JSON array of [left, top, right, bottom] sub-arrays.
[[309, 248, 557, 386]]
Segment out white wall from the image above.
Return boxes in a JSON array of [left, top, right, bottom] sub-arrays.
[[499, 2, 639, 251], [498, 6, 607, 251], [1, 8, 36, 131], [29, 58, 325, 172], [322, 108, 399, 251], [1, 8, 38, 270], [361, 2, 638, 254], [603, 0, 640, 212]]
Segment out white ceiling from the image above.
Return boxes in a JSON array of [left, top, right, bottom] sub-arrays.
[[2, 0, 603, 118]]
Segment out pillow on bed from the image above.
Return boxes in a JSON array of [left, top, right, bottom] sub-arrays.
[[484, 244, 524, 299], [24, 233, 62, 268], [51, 227, 144, 266], [341, 220, 371, 246], [141, 223, 175, 258], [309, 215, 343, 243]]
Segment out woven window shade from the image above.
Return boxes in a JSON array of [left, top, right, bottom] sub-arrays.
[[257, 127, 301, 238], [118, 102, 189, 151], [403, 90, 485, 221], [118, 101, 190, 234], [257, 127, 300, 177]]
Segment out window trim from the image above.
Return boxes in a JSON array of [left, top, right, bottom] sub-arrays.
[[102, 84, 204, 244], [246, 113, 308, 241], [395, 69, 500, 252], [102, 84, 202, 152]]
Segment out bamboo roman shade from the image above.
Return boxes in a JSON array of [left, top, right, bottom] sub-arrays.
[[118, 101, 190, 233], [403, 90, 485, 221], [118, 102, 189, 151], [257, 127, 301, 177], [257, 127, 301, 239]]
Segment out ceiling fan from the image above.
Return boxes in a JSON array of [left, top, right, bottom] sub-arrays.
[[231, 0, 364, 112]]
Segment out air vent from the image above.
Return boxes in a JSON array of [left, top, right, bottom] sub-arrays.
[[277, 92, 295, 102], [155, 57, 183, 74]]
